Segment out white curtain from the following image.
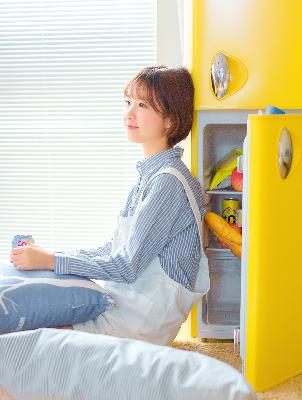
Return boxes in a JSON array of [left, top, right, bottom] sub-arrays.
[[0, 0, 156, 260]]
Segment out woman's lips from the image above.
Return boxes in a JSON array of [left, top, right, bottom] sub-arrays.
[[126, 125, 138, 129]]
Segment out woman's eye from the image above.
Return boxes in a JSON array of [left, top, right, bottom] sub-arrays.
[[124, 99, 147, 108]]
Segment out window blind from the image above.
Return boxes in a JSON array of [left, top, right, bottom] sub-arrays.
[[0, 0, 156, 260]]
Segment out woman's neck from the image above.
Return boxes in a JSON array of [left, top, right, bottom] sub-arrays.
[[142, 142, 171, 158]]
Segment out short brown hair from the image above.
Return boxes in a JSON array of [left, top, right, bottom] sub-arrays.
[[124, 65, 194, 147]]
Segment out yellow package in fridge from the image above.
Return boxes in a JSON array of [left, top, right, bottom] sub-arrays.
[[209, 148, 243, 190]]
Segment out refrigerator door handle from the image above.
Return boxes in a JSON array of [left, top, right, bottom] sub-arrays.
[[211, 52, 230, 99], [278, 127, 293, 179]]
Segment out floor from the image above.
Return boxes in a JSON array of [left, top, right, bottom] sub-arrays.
[[174, 316, 302, 400]]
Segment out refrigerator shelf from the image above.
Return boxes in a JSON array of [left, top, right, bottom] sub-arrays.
[[205, 188, 242, 195]]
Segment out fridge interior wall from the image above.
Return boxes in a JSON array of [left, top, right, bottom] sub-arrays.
[[198, 110, 251, 338], [202, 123, 247, 190]]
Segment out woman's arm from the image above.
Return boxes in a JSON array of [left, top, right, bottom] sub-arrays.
[[10, 241, 113, 271], [10, 175, 186, 283], [9, 184, 136, 273], [53, 174, 186, 283]]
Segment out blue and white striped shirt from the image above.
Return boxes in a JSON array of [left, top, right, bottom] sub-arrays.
[[54, 146, 206, 290]]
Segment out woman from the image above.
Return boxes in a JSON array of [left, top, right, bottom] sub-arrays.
[[10, 66, 210, 345]]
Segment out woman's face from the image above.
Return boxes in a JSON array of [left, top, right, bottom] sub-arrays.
[[123, 85, 170, 148]]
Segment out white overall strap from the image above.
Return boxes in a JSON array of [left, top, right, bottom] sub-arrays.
[[137, 167, 203, 248]]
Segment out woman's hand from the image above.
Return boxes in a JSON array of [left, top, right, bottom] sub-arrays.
[[10, 244, 55, 271]]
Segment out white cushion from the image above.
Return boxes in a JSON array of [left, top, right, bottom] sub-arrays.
[[0, 328, 256, 400]]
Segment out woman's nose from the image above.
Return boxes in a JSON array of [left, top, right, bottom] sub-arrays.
[[125, 105, 135, 119]]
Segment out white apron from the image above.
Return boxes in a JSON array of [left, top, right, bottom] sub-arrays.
[[74, 167, 210, 345]]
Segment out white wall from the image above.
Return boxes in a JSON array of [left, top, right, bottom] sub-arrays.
[[157, 0, 182, 67], [157, 0, 192, 168]]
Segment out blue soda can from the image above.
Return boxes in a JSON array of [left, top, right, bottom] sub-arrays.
[[12, 234, 35, 249]]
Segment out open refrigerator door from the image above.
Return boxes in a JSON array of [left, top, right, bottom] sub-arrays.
[[242, 114, 302, 391]]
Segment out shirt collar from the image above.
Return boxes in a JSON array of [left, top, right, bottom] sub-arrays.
[[136, 145, 184, 176]]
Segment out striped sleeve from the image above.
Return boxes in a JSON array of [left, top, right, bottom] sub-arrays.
[[54, 174, 187, 283], [54, 240, 113, 273]]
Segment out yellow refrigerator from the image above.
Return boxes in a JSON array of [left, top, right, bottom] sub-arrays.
[[190, 0, 302, 391]]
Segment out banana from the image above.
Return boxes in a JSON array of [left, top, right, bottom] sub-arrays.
[[204, 211, 242, 257]]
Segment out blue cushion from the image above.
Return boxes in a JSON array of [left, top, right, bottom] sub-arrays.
[[0, 264, 115, 333]]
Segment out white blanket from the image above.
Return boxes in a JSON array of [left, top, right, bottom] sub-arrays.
[[0, 328, 256, 400]]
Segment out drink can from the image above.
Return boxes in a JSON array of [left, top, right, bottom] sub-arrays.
[[222, 198, 239, 224], [12, 234, 35, 249]]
